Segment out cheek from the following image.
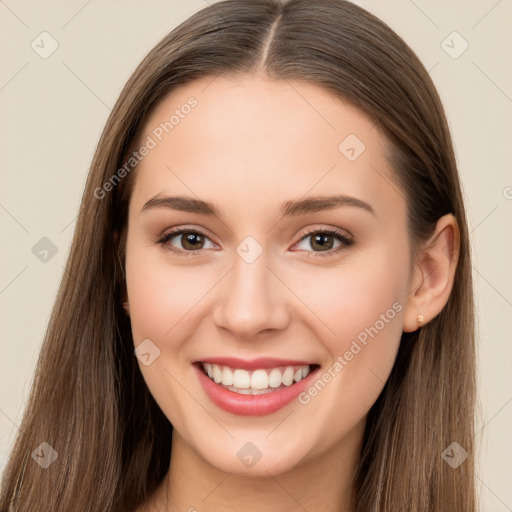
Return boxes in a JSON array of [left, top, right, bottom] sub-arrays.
[[125, 240, 204, 424], [125, 238, 204, 345], [297, 249, 407, 355], [312, 284, 403, 415], [292, 250, 407, 449]]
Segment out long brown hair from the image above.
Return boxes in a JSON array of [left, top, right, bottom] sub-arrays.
[[0, 1, 477, 510]]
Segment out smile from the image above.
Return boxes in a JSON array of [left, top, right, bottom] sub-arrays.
[[194, 358, 320, 416], [201, 362, 312, 395]]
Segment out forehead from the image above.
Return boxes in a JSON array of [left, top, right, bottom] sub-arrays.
[[130, 75, 405, 225]]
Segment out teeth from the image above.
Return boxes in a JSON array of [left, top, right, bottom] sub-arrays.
[[221, 366, 233, 386], [226, 386, 274, 395], [268, 368, 282, 388], [282, 367, 294, 386], [212, 365, 222, 383], [201, 362, 312, 393], [250, 369, 268, 390], [232, 369, 251, 389]]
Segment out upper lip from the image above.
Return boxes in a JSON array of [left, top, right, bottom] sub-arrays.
[[196, 357, 317, 370]]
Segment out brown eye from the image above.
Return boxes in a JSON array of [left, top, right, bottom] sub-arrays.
[[179, 232, 206, 250], [309, 233, 335, 251], [295, 228, 354, 258], [157, 229, 216, 255]]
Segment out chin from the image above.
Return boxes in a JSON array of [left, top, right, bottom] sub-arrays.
[[189, 431, 316, 477]]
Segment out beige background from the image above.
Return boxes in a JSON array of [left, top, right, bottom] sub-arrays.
[[1, 0, 511, 509]]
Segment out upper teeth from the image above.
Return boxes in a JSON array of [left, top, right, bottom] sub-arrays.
[[202, 363, 311, 391]]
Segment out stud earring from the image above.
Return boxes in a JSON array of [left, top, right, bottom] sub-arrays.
[[417, 314, 424, 328]]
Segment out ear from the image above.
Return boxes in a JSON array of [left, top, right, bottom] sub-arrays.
[[402, 213, 460, 332]]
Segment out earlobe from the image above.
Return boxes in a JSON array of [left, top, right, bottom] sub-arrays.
[[402, 213, 460, 332], [123, 301, 130, 315]]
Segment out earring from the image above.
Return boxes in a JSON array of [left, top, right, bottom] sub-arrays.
[[417, 314, 424, 328]]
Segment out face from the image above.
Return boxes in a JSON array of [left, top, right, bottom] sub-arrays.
[[124, 75, 412, 476]]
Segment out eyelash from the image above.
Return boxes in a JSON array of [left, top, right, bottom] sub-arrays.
[[156, 226, 354, 258]]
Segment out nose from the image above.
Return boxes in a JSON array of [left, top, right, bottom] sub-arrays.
[[213, 251, 290, 340]]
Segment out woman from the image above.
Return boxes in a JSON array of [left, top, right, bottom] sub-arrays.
[[0, 0, 477, 510]]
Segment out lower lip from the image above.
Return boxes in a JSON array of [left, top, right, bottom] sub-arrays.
[[194, 363, 319, 416]]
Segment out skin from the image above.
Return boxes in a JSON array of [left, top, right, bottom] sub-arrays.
[[124, 74, 459, 511]]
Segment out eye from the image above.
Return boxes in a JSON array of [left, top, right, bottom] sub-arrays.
[[156, 228, 217, 256], [156, 226, 354, 258], [293, 227, 354, 258]]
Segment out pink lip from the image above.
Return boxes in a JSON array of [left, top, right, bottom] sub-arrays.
[[197, 356, 316, 370], [194, 362, 320, 416]]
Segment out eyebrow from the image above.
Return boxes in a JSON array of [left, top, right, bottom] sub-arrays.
[[140, 194, 375, 217]]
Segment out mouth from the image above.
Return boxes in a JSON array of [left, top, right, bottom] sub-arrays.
[[200, 361, 315, 394], [193, 359, 320, 416]]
